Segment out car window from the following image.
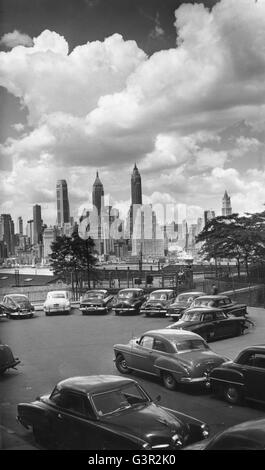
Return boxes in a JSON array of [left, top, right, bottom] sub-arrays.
[[175, 339, 209, 352], [91, 383, 148, 416], [203, 313, 214, 322], [139, 336, 154, 349], [182, 312, 202, 322], [48, 293, 66, 299], [245, 353, 265, 369], [153, 338, 167, 352], [216, 312, 226, 320], [60, 391, 87, 416]]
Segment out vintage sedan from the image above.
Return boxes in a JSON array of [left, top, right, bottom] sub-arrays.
[[43, 290, 72, 316], [190, 295, 248, 317], [210, 345, 265, 405], [166, 291, 205, 321], [140, 289, 175, 317], [0, 344, 20, 374], [185, 418, 265, 450], [17, 375, 209, 449], [113, 288, 146, 315], [1, 294, 35, 319], [114, 329, 227, 390], [79, 290, 114, 315], [166, 308, 252, 342]]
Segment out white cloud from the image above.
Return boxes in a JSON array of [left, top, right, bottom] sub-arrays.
[[0, 30, 33, 48], [1, 0, 265, 224]]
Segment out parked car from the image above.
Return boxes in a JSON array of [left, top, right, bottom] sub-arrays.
[[43, 291, 72, 316], [113, 288, 146, 315], [166, 291, 205, 321], [1, 294, 35, 319], [140, 289, 175, 317], [166, 308, 252, 342], [17, 375, 209, 449], [0, 302, 8, 319], [190, 295, 248, 317], [79, 290, 114, 315], [114, 329, 227, 390], [210, 345, 265, 405], [0, 344, 20, 374], [184, 418, 265, 450]]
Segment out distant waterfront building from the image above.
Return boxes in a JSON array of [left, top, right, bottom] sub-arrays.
[[43, 226, 57, 262], [222, 190, 232, 216], [33, 204, 42, 245], [17, 216, 23, 235], [0, 214, 15, 256], [129, 164, 143, 239], [56, 179, 70, 227], [204, 210, 215, 226], [92, 172, 105, 254], [26, 219, 34, 244]]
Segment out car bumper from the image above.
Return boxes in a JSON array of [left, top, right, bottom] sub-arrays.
[[44, 307, 71, 314], [8, 312, 33, 319], [140, 309, 167, 316], [114, 307, 139, 314], [180, 376, 208, 384], [80, 306, 108, 314], [166, 313, 182, 320]]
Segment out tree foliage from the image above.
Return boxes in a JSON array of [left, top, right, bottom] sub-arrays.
[[196, 211, 265, 279], [49, 226, 97, 288]]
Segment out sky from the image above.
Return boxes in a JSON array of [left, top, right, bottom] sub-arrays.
[[0, 0, 265, 229]]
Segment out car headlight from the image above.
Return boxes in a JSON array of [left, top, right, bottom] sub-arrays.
[[201, 423, 209, 439]]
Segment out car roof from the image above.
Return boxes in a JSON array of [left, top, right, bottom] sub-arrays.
[[57, 375, 136, 394], [178, 292, 205, 296], [144, 329, 203, 341], [48, 290, 67, 295], [6, 294, 28, 299], [150, 289, 174, 294], [238, 345, 265, 353], [84, 290, 108, 294], [119, 288, 143, 292], [195, 295, 229, 300], [213, 418, 265, 443], [185, 307, 223, 313]]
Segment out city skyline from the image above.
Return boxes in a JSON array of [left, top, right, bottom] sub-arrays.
[[0, 0, 265, 227]]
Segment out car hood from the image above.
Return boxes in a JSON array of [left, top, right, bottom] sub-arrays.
[[145, 300, 168, 307], [99, 402, 186, 445], [116, 298, 135, 305]]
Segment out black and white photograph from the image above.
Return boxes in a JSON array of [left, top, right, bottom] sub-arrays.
[[1, 0, 265, 454]]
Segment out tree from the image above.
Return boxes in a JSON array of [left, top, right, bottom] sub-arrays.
[[49, 226, 97, 294]]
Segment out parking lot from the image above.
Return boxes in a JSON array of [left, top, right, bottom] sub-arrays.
[[1, 305, 265, 449]]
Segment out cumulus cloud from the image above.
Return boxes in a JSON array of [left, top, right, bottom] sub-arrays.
[[0, 30, 33, 48], [0, 0, 265, 224]]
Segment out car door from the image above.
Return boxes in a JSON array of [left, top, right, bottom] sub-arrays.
[[241, 352, 265, 402], [201, 312, 220, 340], [49, 390, 94, 449], [215, 311, 232, 338], [133, 335, 156, 373]]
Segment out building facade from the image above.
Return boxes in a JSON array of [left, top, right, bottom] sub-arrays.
[[33, 204, 42, 245], [222, 190, 232, 216], [56, 179, 70, 227]]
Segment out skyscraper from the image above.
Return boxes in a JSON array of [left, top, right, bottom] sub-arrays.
[[204, 210, 215, 226], [131, 163, 142, 205], [222, 190, 232, 216], [33, 204, 42, 245], [92, 171, 104, 216], [17, 216, 23, 235], [0, 214, 15, 256], [56, 180, 70, 227]]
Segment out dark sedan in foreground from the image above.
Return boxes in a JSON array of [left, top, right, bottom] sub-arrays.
[[17, 375, 209, 449], [113, 288, 146, 315], [185, 418, 265, 450], [79, 290, 114, 315], [0, 344, 20, 374], [114, 329, 227, 389], [167, 308, 252, 342], [140, 289, 175, 317], [190, 295, 248, 317], [210, 345, 265, 405], [166, 291, 205, 321], [1, 294, 35, 319]]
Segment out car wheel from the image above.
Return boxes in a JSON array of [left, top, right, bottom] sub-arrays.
[[162, 371, 177, 390], [115, 354, 132, 374], [224, 384, 242, 405]]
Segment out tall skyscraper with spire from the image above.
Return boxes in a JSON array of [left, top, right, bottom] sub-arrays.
[[56, 180, 70, 227], [131, 163, 142, 205], [92, 171, 104, 215], [222, 190, 232, 216]]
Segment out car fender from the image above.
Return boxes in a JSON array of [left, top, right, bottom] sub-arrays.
[[161, 407, 208, 444], [17, 402, 52, 430], [210, 367, 245, 387], [154, 356, 187, 381]]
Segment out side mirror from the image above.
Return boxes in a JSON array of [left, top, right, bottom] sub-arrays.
[[136, 339, 140, 344]]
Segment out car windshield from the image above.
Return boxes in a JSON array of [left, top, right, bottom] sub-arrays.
[[177, 294, 194, 302], [118, 291, 134, 299], [150, 292, 169, 300], [48, 293, 66, 299], [174, 339, 209, 352], [83, 292, 105, 299], [91, 383, 149, 416], [181, 312, 202, 322], [11, 296, 29, 304], [193, 299, 214, 307]]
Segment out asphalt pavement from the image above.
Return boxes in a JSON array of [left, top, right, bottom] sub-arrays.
[[0, 306, 265, 450]]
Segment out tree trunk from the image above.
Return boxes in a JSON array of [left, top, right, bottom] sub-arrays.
[[236, 259, 241, 278], [245, 258, 249, 282]]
